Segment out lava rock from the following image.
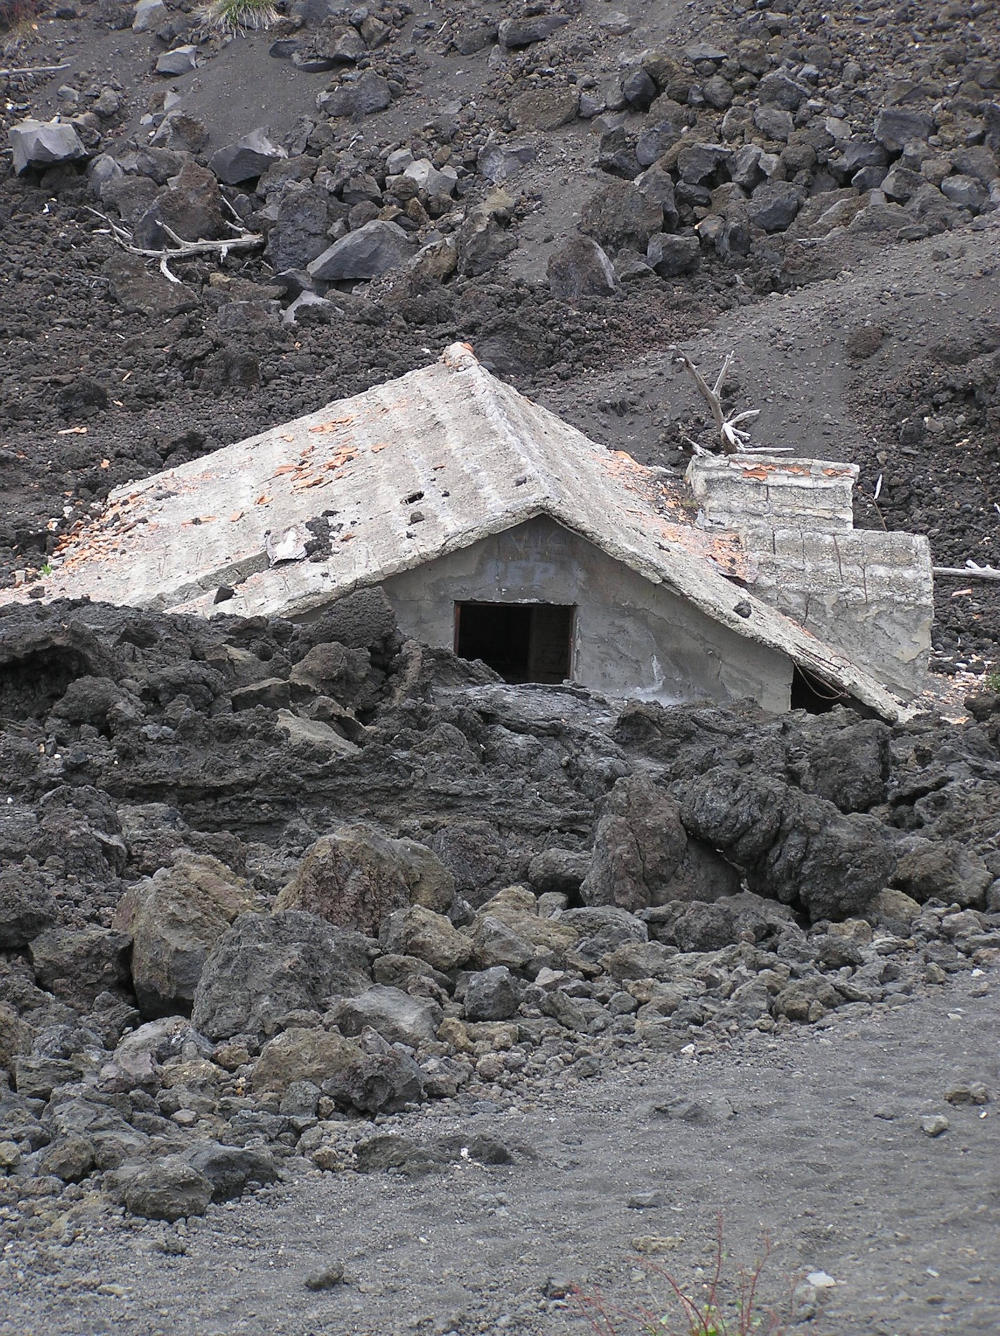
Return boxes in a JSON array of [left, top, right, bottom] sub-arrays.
[[275, 824, 453, 936], [332, 984, 442, 1048], [210, 129, 286, 186], [881, 165, 925, 203], [403, 158, 459, 196], [132, 0, 167, 30], [39, 1133, 95, 1183], [676, 142, 731, 185], [12, 1054, 78, 1100], [891, 839, 991, 908], [646, 232, 701, 277], [192, 910, 372, 1041], [747, 180, 804, 232], [546, 235, 618, 298], [455, 195, 517, 276], [381, 904, 473, 973], [597, 126, 641, 179], [622, 69, 657, 111], [155, 46, 197, 77], [28, 925, 131, 1007], [185, 1141, 279, 1201], [940, 174, 984, 210], [103, 1015, 201, 1092], [512, 87, 578, 131], [112, 854, 253, 1018], [316, 72, 392, 118], [307, 219, 416, 282], [754, 105, 794, 141], [646, 891, 796, 953], [471, 886, 579, 965], [580, 180, 663, 253], [757, 71, 809, 109], [678, 769, 896, 922], [149, 112, 209, 154], [131, 161, 226, 249], [582, 776, 737, 912], [477, 138, 537, 184], [527, 848, 589, 896], [463, 966, 520, 1021], [253, 1025, 364, 1093], [122, 1160, 214, 1221], [498, 14, 569, 48], [0, 863, 58, 949], [296, 23, 365, 67], [636, 121, 682, 168], [9, 118, 87, 175], [560, 906, 648, 961], [255, 1024, 423, 1112], [874, 109, 934, 153]]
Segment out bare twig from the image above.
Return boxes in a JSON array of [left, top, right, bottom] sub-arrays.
[[933, 565, 1000, 582], [0, 62, 70, 76], [669, 345, 767, 455], [83, 205, 263, 264]]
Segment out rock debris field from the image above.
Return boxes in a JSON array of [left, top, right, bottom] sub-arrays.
[[2, 0, 1000, 1332]]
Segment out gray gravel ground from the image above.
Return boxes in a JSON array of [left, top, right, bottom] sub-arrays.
[[3, 967, 998, 1336]]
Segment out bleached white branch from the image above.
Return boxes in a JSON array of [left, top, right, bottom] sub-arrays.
[[84, 206, 263, 264], [670, 346, 773, 455]]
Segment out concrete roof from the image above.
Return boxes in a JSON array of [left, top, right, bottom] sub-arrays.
[[13, 344, 909, 720]]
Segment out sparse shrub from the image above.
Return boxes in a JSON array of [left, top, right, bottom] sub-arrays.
[[200, 0, 279, 32], [1, 0, 43, 45], [571, 1218, 785, 1336]]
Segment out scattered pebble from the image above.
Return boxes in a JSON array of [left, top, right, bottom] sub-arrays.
[[920, 1114, 950, 1137], [305, 1261, 346, 1291]]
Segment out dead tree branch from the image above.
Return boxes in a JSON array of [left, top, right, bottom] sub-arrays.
[[933, 565, 1000, 583], [669, 345, 784, 456], [0, 62, 70, 77], [84, 207, 264, 268]]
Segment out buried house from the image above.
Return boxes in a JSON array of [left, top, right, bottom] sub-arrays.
[[12, 344, 932, 720]]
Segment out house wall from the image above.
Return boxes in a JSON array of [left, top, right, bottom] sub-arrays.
[[685, 454, 932, 699], [743, 527, 933, 698], [381, 516, 793, 711]]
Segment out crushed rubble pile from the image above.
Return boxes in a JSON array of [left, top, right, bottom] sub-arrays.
[[2, 596, 1000, 1228]]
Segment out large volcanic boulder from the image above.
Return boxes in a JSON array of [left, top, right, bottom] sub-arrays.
[[581, 776, 740, 912], [275, 824, 454, 937], [678, 769, 897, 922], [191, 911, 372, 1040], [113, 854, 254, 1018]]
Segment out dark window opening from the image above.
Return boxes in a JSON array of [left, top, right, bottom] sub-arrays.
[[454, 602, 574, 684], [790, 664, 842, 714]]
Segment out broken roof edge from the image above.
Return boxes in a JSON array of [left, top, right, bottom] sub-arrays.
[[92, 345, 491, 518], [537, 501, 914, 724]]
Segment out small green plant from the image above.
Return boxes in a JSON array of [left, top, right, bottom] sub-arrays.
[[40, 561, 53, 576], [201, 0, 279, 33], [571, 1217, 784, 1336], [985, 666, 1000, 694]]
